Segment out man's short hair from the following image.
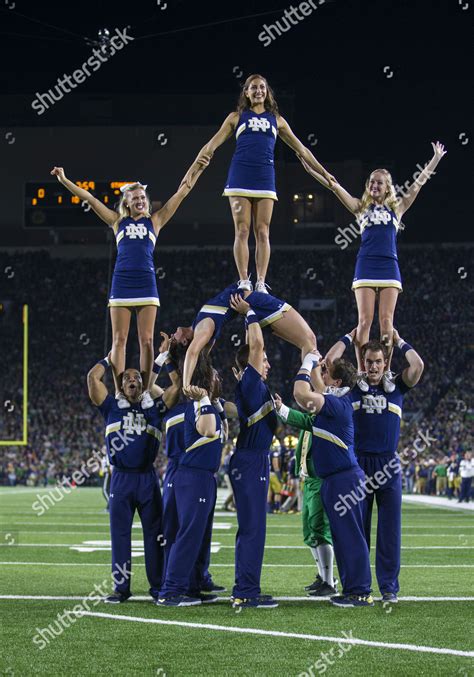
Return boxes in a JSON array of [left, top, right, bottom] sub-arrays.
[[361, 340, 389, 361], [331, 358, 357, 389]]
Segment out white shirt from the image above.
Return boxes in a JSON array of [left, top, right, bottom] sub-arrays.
[[459, 459, 474, 478]]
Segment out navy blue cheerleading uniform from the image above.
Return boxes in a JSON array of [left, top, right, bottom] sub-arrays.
[[192, 283, 240, 342], [97, 394, 166, 598], [230, 364, 278, 599], [160, 401, 222, 598], [245, 290, 292, 329], [309, 394, 372, 596], [161, 402, 217, 596], [109, 216, 160, 308], [223, 110, 278, 200], [350, 374, 413, 594], [161, 403, 186, 582], [352, 204, 402, 292]]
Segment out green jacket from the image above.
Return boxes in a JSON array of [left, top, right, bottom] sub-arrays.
[[280, 407, 318, 479]]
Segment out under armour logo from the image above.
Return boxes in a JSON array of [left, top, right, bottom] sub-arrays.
[[167, 482, 173, 487], [362, 394, 387, 414], [260, 476, 266, 481], [125, 223, 147, 239], [247, 117, 270, 133], [110, 494, 114, 498], [198, 497, 206, 503]]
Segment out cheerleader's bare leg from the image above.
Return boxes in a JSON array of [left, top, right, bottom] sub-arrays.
[[354, 288, 376, 371], [252, 198, 274, 287], [229, 197, 252, 282], [110, 307, 132, 391], [136, 305, 157, 390], [182, 317, 216, 389], [270, 308, 317, 359], [378, 287, 399, 370]]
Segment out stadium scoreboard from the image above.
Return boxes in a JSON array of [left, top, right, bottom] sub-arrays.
[[24, 181, 135, 228]]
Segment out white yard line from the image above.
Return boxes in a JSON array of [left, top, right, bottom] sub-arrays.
[[58, 610, 474, 658], [402, 496, 474, 511], [0, 594, 473, 603], [1, 562, 473, 569], [2, 543, 473, 550]]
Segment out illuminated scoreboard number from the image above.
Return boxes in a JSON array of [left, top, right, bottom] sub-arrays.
[[24, 181, 134, 228]]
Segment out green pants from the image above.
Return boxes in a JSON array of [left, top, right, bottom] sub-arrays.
[[302, 476, 332, 547]]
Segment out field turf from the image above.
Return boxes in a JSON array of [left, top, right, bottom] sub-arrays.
[[0, 487, 473, 676]]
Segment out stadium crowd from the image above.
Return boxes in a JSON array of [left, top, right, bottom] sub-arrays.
[[1, 245, 472, 499]]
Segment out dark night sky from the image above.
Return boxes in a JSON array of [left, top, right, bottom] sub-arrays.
[[0, 0, 472, 237]]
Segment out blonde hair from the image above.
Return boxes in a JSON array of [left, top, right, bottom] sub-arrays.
[[114, 183, 151, 228], [356, 169, 404, 232]]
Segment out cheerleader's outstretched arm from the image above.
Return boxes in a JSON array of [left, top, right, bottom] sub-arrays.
[[51, 167, 118, 227], [277, 116, 334, 184], [181, 112, 239, 187], [397, 141, 447, 217], [297, 155, 362, 215]]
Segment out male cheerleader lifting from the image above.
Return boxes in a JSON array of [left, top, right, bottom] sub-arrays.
[[273, 397, 336, 596], [229, 295, 279, 608], [276, 353, 374, 607], [325, 329, 424, 602], [157, 355, 223, 607], [87, 354, 180, 603]]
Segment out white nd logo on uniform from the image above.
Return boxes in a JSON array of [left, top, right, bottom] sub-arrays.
[[125, 223, 147, 239], [247, 117, 271, 132], [362, 394, 387, 415], [368, 209, 391, 226], [122, 412, 147, 435]]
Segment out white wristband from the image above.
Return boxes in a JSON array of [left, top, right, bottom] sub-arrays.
[[246, 309, 256, 318], [155, 350, 169, 367], [396, 338, 405, 349], [301, 353, 318, 372], [199, 396, 211, 407], [344, 333, 353, 344], [278, 403, 290, 421], [213, 399, 224, 413]]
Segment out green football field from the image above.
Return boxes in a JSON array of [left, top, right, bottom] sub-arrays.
[[0, 487, 473, 676]]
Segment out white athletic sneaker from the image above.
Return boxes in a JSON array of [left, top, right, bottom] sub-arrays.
[[382, 371, 396, 393], [237, 279, 253, 292], [116, 393, 130, 409], [140, 390, 154, 410], [357, 372, 369, 392], [255, 280, 270, 293]]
